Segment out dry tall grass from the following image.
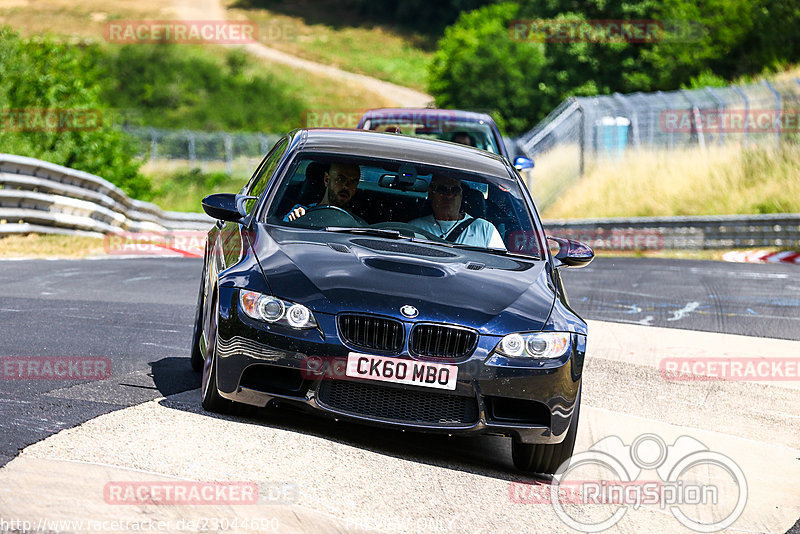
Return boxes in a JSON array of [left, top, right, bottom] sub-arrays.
[[521, 144, 583, 211], [542, 143, 800, 219]]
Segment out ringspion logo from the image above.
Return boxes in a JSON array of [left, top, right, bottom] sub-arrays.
[[511, 434, 747, 532]]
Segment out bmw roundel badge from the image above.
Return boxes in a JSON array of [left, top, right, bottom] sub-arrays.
[[400, 305, 418, 318]]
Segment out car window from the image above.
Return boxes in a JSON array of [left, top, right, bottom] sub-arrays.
[[364, 117, 501, 155], [241, 136, 289, 214], [264, 154, 542, 257]]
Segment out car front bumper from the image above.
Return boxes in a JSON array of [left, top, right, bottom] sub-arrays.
[[214, 287, 585, 445]]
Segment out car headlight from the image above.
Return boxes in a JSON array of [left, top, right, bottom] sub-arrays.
[[239, 290, 317, 329], [494, 332, 571, 359]]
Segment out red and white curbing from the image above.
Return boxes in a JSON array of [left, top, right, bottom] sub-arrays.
[[722, 250, 800, 264]]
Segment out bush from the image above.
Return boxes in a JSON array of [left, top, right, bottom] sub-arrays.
[[429, 0, 800, 135], [0, 29, 149, 198], [428, 3, 546, 135]]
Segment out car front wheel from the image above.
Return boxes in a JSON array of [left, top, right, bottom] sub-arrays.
[[512, 387, 581, 475], [200, 290, 234, 414]]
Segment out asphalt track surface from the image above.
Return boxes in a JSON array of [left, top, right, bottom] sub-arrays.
[[0, 256, 798, 533], [1, 256, 798, 464]]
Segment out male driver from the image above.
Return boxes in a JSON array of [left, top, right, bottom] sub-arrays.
[[285, 162, 361, 221], [451, 131, 476, 147], [409, 175, 506, 249]]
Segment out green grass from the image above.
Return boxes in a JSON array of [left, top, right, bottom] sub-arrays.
[[145, 165, 252, 213], [226, 0, 433, 91]]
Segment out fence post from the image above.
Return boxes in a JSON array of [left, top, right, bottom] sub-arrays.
[[656, 91, 673, 150], [577, 102, 585, 176], [259, 135, 270, 156], [704, 87, 725, 145], [188, 132, 196, 166], [613, 92, 639, 147], [681, 89, 705, 150], [763, 80, 781, 148], [149, 128, 158, 161], [732, 85, 749, 144], [224, 134, 233, 175]]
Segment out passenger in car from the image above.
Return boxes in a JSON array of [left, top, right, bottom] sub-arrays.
[[451, 131, 477, 147], [284, 162, 361, 221], [408, 175, 506, 249]]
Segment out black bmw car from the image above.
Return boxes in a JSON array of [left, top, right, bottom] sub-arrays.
[[191, 129, 593, 475]]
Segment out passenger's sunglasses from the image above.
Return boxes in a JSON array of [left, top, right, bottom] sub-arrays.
[[431, 184, 462, 196]]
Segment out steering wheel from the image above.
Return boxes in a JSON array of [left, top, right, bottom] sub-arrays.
[[370, 221, 445, 242], [299, 204, 368, 226]]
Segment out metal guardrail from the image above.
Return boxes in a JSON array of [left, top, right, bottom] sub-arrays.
[[0, 153, 213, 237], [543, 213, 800, 249], [2, 154, 797, 250]]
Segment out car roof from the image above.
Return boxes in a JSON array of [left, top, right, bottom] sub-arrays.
[[297, 129, 513, 180], [359, 108, 496, 124]]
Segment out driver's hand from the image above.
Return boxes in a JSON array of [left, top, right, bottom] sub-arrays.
[[287, 206, 307, 221]]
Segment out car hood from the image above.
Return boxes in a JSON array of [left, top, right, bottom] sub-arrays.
[[252, 226, 555, 334]]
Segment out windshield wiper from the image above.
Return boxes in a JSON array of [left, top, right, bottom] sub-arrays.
[[325, 227, 411, 239], [450, 243, 541, 260]]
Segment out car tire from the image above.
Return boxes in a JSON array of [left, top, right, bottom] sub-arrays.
[[200, 290, 234, 414], [189, 267, 205, 373], [511, 386, 581, 475]]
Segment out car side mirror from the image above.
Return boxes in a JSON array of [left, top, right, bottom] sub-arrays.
[[202, 193, 255, 222], [514, 156, 534, 170], [547, 236, 594, 268]]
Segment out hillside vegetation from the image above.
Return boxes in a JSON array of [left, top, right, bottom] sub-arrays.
[[430, 0, 800, 135]]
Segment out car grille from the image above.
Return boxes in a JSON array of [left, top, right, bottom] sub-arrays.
[[316, 380, 479, 426], [338, 314, 404, 353], [410, 324, 477, 361]]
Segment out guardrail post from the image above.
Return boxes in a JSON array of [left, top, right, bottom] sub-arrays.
[[763, 80, 781, 148]]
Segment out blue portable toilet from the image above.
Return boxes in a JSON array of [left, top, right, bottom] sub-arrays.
[[596, 117, 630, 160]]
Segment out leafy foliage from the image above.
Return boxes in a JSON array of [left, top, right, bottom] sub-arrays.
[[429, 0, 800, 135], [99, 45, 305, 132], [0, 29, 148, 197]]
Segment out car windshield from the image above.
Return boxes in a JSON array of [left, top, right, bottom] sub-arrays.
[[264, 154, 543, 257], [362, 116, 501, 155]]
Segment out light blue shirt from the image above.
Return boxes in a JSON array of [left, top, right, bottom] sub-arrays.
[[408, 213, 506, 249]]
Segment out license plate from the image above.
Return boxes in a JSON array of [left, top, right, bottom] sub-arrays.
[[345, 352, 458, 390]]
